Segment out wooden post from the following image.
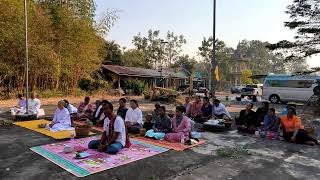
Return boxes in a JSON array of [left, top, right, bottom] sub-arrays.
[[118, 75, 121, 97]]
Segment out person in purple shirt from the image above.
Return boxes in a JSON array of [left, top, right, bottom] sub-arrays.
[[17, 94, 26, 108]]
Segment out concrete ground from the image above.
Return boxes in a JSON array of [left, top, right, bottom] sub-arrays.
[[0, 97, 320, 180]]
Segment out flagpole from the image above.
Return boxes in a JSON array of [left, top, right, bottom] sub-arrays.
[[24, 0, 29, 114], [211, 0, 217, 99], [211, 0, 217, 117]]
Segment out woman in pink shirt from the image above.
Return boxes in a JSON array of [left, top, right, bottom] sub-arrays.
[[190, 96, 203, 120], [165, 106, 191, 143]]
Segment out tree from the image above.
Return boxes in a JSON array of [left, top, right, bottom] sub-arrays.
[[121, 49, 151, 68], [0, 0, 118, 97], [267, 0, 320, 61], [132, 29, 186, 68], [37, 0, 96, 20], [170, 55, 196, 73], [198, 38, 233, 82], [234, 40, 298, 74], [241, 69, 253, 84], [100, 41, 122, 65], [164, 32, 187, 65]]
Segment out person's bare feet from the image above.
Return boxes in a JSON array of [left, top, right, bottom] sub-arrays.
[[305, 141, 316, 146]]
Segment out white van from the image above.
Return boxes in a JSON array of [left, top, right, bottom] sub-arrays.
[[262, 74, 320, 103]]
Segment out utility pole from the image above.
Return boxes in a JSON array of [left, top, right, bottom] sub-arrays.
[[24, 0, 29, 114], [160, 40, 168, 88], [211, 0, 217, 99]]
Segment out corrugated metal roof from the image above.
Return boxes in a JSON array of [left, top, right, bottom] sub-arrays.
[[102, 65, 187, 79]]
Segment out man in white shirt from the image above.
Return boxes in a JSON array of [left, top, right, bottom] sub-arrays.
[[125, 99, 143, 134], [88, 102, 127, 154], [213, 99, 231, 120], [63, 100, 78, 114], [47, 100, 73, 132]]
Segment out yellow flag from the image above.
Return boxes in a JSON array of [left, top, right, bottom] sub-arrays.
[[215, 65, 219, 81]]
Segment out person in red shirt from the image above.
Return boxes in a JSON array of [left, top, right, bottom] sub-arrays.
[[280, 107, 319, 146], [190, 96, 203, 122]]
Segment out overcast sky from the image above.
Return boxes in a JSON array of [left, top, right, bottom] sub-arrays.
[[95, 0, 319, 67]]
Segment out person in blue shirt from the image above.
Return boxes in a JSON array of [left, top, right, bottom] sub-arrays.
[[262, 108, 280, 133], [280, 102, 297, 116]]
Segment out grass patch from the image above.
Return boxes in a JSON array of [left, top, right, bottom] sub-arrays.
[[216, 147, 249, 159], [0, 120, 14, 127]]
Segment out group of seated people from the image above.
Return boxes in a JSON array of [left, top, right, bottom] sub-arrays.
[[87, 99, 192, 154], [236, 101, 319, 146], [183, 96, 232, 123], [14, 93, 319, 154], [12, 92, 43, 116]]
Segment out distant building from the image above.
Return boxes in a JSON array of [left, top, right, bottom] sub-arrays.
[[229, 52, 248, 85], [101, 65, 187, 89]]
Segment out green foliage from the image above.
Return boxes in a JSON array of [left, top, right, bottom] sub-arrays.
[[132, 29, 186, 68], [170, 55, 196, 73], [241, 69, 253, 84], [121, 49, 151, 68], [124, 79, 147, 95], [267, 0, 320, 60], [79, 72, 110, 93], [0, 0, 118, 98], [198, 38, 233, 82], [100, 41, 123, 65]]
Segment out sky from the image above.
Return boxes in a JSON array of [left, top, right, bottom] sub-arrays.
[[95, 0, 319, 67]]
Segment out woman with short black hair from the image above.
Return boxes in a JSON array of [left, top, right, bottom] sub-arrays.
[[165, 106, 191, 143], [125, 99, 143, 134]]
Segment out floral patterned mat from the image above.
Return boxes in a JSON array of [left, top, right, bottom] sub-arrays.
[[30, 136, 168, 177]]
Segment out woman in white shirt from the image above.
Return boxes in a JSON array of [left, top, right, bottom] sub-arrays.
[[125, 99, 143, 134]]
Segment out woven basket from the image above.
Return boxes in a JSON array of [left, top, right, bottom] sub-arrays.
[[75, 126, 90, 138]]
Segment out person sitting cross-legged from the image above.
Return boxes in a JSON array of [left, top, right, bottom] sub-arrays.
[[280, 107, 319, 146], [117, 98, 128, 120], [212, 99, 231, 120], [145, 106, 172, 140], [47, 100, 73, 132], [125, 99, 143, 134], [190, 96, 203, 122], [165, 106, 191, 143], [261, 108, 280, 133], [78, 96, 94, 120], [152, 102, 161, 123], [255, 101, 270, 128], [236, 102, 257, 134], [184, 96, 192, 117], [63, 99, 78, 123], [88, 102, 129, 154], [199, 97, 213, 123], [143, 113, 153, 131]]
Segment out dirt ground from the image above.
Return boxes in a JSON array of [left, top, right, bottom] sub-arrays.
[[0, 94, 320, 180]]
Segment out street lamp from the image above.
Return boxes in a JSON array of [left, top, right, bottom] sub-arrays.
[[24, 0, 30, 114]]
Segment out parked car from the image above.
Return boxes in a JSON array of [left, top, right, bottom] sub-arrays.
[[231, 85, 245, 94], [240, 84, 263, 102], [262, 74, 320, 103]]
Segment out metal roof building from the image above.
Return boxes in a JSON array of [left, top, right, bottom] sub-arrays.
[[101, 65, 187, 79]]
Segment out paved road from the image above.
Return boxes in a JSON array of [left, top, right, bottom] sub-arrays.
[[1, 125, 319, 180]]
